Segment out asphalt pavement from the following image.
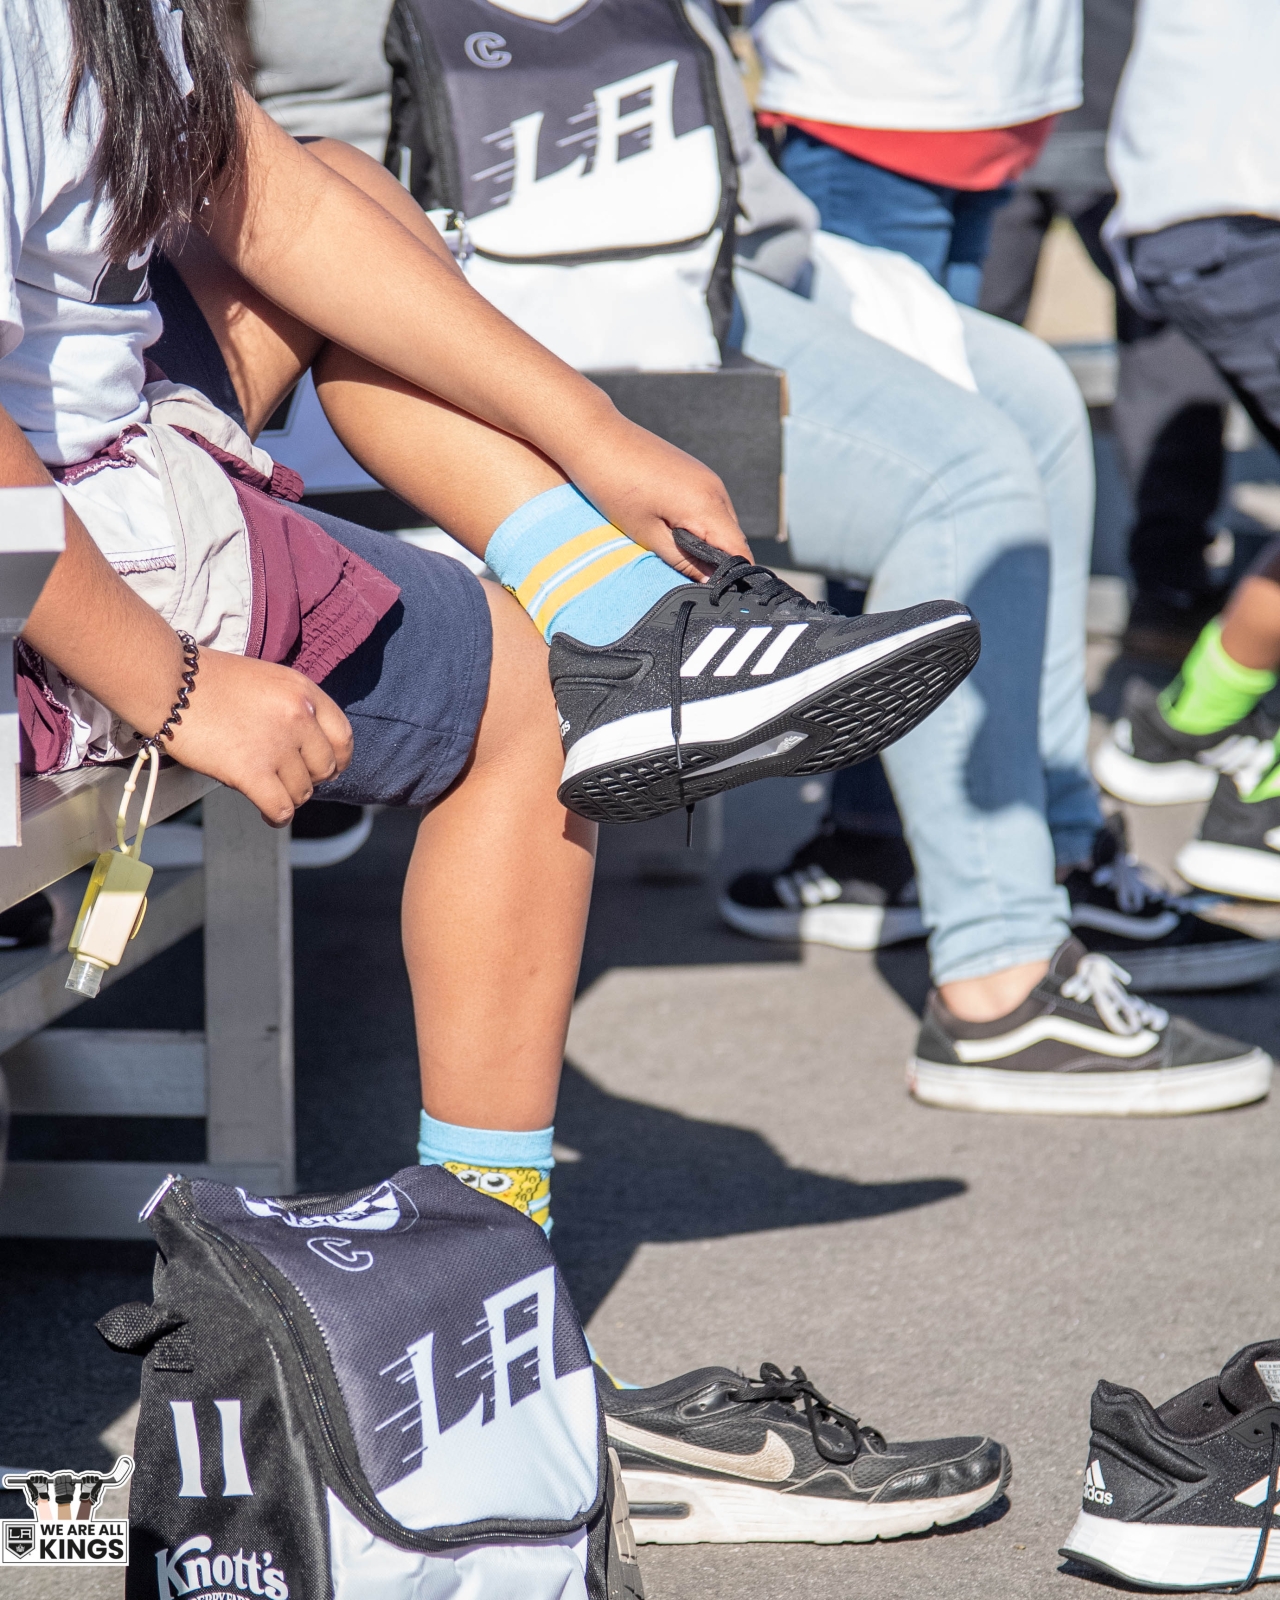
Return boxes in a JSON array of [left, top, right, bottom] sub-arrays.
[[3, 725, 1280, 1599]]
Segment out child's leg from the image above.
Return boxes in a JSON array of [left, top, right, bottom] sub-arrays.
[[1161, 542, 1280, 735]]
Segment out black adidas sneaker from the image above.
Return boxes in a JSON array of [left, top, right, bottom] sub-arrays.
[[718, 825, 926, 950], [1066, 818, 1280, 991], [1093, 676, 1276, 807], [550, 531, 979, 825], [599, 1362, 1009, 1545], [1061, 1339, 1280, 1591], [908, 937, 1272, 1116], [1178, 768, 1280, 903]]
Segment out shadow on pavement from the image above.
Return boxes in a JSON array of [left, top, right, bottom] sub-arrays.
[[552, 1059, 966, 1323]]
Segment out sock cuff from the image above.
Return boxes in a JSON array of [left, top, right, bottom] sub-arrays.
[[1198, 621, 1278, 695], [417, 1111, 555, 1173], [485, 484, 608, 579]]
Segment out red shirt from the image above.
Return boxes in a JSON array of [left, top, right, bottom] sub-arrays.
[[759, 113, 1056, 191]]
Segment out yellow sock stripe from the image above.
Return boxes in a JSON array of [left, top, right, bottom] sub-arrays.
[[515, 524, 635, 612], [529, 544, 645, 633]]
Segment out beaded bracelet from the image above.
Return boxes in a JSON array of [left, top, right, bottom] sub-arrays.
[[141, 630, 200, 752]]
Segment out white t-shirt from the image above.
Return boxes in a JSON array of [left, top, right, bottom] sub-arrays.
[[754, 0, 1082, 133], [0, 0, 180, 464], [1106, 0, 1280, 241]]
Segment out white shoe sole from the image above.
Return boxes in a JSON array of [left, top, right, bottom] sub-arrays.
[[621, 1467, 1004, 1545], [1109, 935, 1280, 992], [1092, 739, 1220, 806], [1177, 839, 1280, 903], [1062, 1508, 1280, 1589], [907, 1048, 1272, 1115], [718, 894, 926, 951]]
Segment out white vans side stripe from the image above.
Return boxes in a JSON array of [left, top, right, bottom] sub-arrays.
[[751, 624, 807, 675], [953, 1018, 1159, 1062], [713, 627, 772, 676], [680, 627, 735, 677], [562, 613, 967, 783]]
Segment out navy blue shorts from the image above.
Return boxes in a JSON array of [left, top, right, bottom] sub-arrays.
[[147, 255, 493, 810], [306, 511, 492, 809]]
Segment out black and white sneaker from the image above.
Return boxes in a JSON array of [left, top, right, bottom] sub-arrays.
[[599, 1361, 1009, 1545], [718, 825, 926, 950], [1066, 818, 1280, 991], [1093, 676, 1276, 807], [1178, 767, 1280, 903], [551, 530, 979, 824], [1061, 1339, 1280, 1591], [908, 937, 1272, 1115]]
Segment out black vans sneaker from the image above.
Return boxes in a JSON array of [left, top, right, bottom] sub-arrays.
[[908, 938, 1271, 1115], [718, 825, 925, 950], [1066, 818, 1280, 991], [1178, 767, 1280, 903], [551, 531, 979, 825], [599, 1362, 1009, 1545], [1061, 1339, 1280, 1591], [1093, 677, 1275, 807]]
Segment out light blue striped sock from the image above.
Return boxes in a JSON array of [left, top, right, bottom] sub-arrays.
[[485, 483, 685, 644], [418, 1111, 555, 1235]]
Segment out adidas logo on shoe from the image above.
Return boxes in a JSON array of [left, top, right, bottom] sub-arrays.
[[1082, 1459, 1113, 1506], [550, 529, 979, 825]]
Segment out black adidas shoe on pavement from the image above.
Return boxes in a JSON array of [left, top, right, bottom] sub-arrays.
[[1093, 676, 1276, 807], [908, 937, 1272, 1115], [718, 824, 926, 950], [1066, 817, 1280, 991], [551, 530, 980, 824], [599, 1361, 1009, 1545], [1061, 1339, 1280, 1591], [1178, 769, 1280, 904]]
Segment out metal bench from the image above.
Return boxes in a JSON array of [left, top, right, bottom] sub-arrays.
[[0, 491, 295, 1238]]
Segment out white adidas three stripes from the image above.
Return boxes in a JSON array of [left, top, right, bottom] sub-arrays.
[[679, 624, 809, 679]]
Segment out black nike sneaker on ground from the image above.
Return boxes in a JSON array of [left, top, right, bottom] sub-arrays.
[[598, 1361, 1009, 1545], [1061, 1339, 1280, 1591], [718, 824, 926, 950], [1093, 676, 1276, 807], [1178, 768, 1280, 903], [908, 938, 1271, 1115], [551, 531, 980, 825], [1066, 818, 1280, 991]]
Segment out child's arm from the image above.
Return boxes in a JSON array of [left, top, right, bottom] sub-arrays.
[[201, 93, 749, 582], [4, 406, 352, 824]]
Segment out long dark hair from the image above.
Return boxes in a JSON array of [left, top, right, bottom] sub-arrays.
[[65, 0, 242, 263]]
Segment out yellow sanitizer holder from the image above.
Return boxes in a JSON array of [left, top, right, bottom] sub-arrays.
[[66, 747, 160, 998]]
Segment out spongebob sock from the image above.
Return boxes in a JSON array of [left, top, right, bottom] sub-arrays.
[[485, 483, 685, 644], [1160, 619, 1278, 735], [417, 1111, 554, 1235]]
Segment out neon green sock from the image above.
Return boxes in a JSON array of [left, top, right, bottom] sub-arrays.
[[1159, 620, 1277, 735], [1243, 739, 1280, 802]]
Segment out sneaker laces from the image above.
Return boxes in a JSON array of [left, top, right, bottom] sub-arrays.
[[1090, 849, 1175, 915], [1060, 952, 1169, 1035], [1229, 1419, 1280, 1594], [667, 533, 832, 843], [730, 1362, 883, 1465]]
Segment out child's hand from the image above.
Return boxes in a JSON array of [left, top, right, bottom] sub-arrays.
[[567, 412, 751, 580], [163, 648, 353, 826]]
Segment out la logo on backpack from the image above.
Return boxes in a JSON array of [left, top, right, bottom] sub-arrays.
[[384, 0, 737, 371], [98, 1167, 643, 1599]]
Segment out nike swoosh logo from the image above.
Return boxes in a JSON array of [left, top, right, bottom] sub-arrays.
[[605, 1417, 795, 1483]]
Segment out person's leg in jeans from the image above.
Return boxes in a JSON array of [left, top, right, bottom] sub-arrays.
[[978, 188, 1058, 324], [738, 268, 1077, 1010], [1129, 216, 1280, 454]]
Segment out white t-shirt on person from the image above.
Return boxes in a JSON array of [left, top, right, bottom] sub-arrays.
[[0, 0, 190, 464], [1105, 0, 1280, 242], [753, 0, 1082, 133]]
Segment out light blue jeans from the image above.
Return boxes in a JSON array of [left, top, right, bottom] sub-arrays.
[[737, 268, 1100, 984]]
